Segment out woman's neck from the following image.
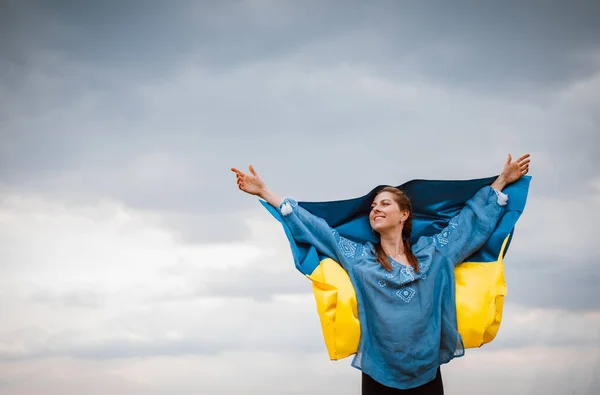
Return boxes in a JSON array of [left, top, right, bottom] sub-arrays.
[[379, 227, 404, 257]]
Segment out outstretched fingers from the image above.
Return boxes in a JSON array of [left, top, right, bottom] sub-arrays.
[[231, 167, 245, 177], [516, 153, 531, 163], [231, 167, 246, 190], [519, 154, 530, 175], [237, 176, 245, 190], [518, 154, 530, 170], [249, 164, 258, 176], [509, 153, 531, 176]]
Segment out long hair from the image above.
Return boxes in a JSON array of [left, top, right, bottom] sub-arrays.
[[372, 187, 419, 273]]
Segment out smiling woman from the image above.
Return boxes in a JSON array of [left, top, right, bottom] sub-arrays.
[[232, 154, 530, 394], [369, 187, 419, 272]]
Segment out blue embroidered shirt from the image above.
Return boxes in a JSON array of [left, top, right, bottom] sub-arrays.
[[276, 186, 508, 390]]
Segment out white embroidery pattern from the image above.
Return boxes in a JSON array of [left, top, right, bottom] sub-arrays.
[[396, 287, 416, 303], [436, 221, 458, 247], [378, 279, 387, 288], [331, 229, 359, 258], [338, 237, 357, 258], [400, 266, 415, 282], [361, 246, 371, 257]]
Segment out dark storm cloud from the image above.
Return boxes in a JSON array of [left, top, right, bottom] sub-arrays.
[[20, 0, 600, 86], [1, 0, 598, 244], [1, 3, 599, 394], [375, 0, 600, 90]]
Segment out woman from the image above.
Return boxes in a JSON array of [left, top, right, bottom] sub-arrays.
[[231, 153, 530, 394]]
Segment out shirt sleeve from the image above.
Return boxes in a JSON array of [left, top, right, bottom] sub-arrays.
[[432, 186, 508, 265], [276, 197, 364, 270]]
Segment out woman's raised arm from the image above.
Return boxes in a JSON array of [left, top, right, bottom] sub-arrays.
[[231, 164, 283, 207], [231, 165, 364, 270], [432, 153, 530, 264]]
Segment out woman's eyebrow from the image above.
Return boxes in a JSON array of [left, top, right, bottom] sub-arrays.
[[371, 199, 390, 205]]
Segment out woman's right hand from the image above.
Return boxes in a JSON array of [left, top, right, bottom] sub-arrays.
[[231, 165, 266, 197]]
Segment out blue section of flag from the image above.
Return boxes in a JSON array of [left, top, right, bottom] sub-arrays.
[[260, 175, 531, 275]]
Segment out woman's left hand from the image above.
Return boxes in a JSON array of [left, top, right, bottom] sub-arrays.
[[500, 153, 530, 184]]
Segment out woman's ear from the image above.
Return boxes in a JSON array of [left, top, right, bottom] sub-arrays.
[[401, 210, 409, 222]]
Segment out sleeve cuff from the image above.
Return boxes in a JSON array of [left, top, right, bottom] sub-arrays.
[[278, 197, 298, 216], [492, 188, 508, 206]]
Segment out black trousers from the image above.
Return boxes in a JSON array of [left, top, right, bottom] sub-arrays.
[[362, 368, 443, 395]]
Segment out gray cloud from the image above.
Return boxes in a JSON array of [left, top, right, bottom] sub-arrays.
[[1, 2, 599, 393], [30, 289, 106, 309], [2, 0, 599, 223], [15, 1, 599, 86], [155, 263, 310, 303], [0, 291, 326, 362], [5, 333, 323, 362], [504, 257, 600, 311]]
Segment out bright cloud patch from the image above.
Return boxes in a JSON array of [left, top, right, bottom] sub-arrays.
[[0, 194, 318, 362]]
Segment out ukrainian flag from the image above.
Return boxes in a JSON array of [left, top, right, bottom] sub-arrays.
[[261, 175, 531, 360]]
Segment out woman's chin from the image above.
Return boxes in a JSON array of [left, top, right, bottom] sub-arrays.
[[370, 223, 385, 233]]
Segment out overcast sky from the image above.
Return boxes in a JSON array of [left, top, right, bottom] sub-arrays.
[[1, 1, 599, 394]]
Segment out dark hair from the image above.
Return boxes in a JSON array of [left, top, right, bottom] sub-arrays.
[[372, 187, 419, 273]]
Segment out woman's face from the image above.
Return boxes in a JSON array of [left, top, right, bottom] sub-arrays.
[[369, 191, 408, 233]]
